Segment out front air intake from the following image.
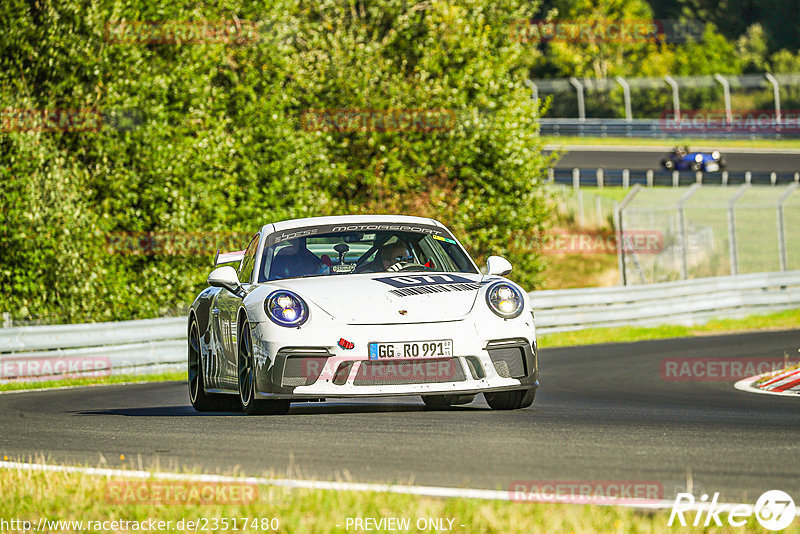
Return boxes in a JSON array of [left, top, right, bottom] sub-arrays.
[[281, 356, 327, 387], [486, 345, 527, 379]]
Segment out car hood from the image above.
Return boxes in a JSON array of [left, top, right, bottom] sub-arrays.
[[268, 272, 486, 324]]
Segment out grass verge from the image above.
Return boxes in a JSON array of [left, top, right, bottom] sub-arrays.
[[566, 187, 631, 202], [542, 135, 800, 149], [542, 252, 619, 289], [0, 370, 185, 393], [539, 308, 800, 348], [0, 464, 785, 533]]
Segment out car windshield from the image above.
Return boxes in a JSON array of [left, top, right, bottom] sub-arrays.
[[258, 224, 478, 282]]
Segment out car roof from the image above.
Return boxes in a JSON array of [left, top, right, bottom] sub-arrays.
[[261, 214, 446, 234]]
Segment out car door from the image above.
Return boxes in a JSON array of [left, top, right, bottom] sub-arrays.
[[214, 234, 259, 389]]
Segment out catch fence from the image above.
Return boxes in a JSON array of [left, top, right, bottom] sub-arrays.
[[617, 183, 800, 284]]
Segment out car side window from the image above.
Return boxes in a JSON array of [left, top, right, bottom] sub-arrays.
[[238, 234, 259, 284]]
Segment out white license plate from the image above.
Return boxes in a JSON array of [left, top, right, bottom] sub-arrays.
[[368, 340, 453, 360]]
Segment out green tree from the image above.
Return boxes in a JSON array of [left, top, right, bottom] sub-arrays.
[[736, 24, 769, 73], [0, 0, 556, 323]]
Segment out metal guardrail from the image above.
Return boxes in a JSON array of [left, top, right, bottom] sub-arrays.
[[541, 118, 800, 139], [551, 167, 800, 187], [0, 317, 185, 352], [2, 271, 799, 379], [0, 318, 186, 381], [533, 270, 800, 333]]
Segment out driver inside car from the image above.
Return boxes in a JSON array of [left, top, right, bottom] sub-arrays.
[[355, 240, 414, 273], [380, 241, 414, 272]]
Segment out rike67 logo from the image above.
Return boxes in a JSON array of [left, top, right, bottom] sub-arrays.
[[669, 490, 796, 530]]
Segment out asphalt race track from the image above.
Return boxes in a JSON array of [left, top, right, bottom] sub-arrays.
[[2, 329, 799, 503], [548, 146, 800, 172]]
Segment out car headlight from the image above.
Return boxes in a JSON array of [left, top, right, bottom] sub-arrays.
[[712, 151, 720, 161], [694, 154, 703, 163], [265, 290, 308, 327], [486, 282, 524, 319]]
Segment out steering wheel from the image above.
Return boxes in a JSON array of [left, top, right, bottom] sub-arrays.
[[388, 262, 429, 272]]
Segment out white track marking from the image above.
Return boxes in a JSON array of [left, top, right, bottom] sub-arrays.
[[3, 460, 797, 514], [0, 380, 184, 395]]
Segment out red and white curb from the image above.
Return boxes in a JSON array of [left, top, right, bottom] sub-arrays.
[[735, 367, 800, 397]]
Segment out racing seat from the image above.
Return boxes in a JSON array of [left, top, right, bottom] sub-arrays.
[[269, 245, 323, 279]]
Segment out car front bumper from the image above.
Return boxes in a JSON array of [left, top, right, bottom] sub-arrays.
[[250, 316, 538, 399]]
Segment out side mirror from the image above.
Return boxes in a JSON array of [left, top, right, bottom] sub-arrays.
[[486, 256, 513, 277], [208, 266, 244, 296]]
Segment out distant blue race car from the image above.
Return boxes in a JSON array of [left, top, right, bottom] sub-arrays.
[[661, 146, 725, 172]]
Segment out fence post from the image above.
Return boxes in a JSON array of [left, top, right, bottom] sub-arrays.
[[547, 167, 554, 182], [646, 169, 653, 187], [615, 184, 642, 286], [677, 184, 701, 279], [728, 184, 750, 275], [777, 183, 799, 271], [695, 171, 703, 184], [745, 171, 752, 184], [714, 74, 732, 125], [722, 170, 729, 186], [672, 170, 679, 187], [525, 79, 539, 105], [623, 169, 630, 188], [771, 172, 777, 186], [616, 76, 632, 122], [765, 73, 782, 125], [665, 76, 681, 122], [597, 168, 604, 188], [595, 195, 603, 226], [569, 77, 586, 122], [572, 168, 580, 190]]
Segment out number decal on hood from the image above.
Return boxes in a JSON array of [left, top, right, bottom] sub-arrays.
[[374, 274, 474, 288]]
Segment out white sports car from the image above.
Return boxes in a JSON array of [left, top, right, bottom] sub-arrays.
[[188, 215, 538, 414]]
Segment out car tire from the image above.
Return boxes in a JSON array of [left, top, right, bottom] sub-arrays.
[[690, 161, 702, 172], [422, 394, 475, 408], [484, 388, 536, 410], [188, 318, 240, 412], [662, 159, 674, 170], [238, 319, 290, 415]]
